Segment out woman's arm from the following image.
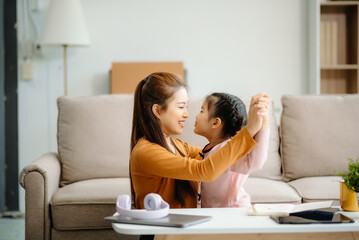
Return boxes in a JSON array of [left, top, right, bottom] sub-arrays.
[[181, 140, 202, 159], [131, 127, 257, 182]]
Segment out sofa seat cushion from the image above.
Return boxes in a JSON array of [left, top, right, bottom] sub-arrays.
[[51, 178, 130, 230], [288, 176, 341, 205], [244, 177, 301, 204]]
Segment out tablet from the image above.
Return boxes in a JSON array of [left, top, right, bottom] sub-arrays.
[[104, 213, 212, 228], [270, 209, 354, 224]]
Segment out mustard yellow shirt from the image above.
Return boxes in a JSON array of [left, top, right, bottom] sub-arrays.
[[130, 127, 257, 209]]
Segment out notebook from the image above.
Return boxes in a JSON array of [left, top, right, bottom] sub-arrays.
[[104, 213, 212, 228], [249, 201, 333, 216]]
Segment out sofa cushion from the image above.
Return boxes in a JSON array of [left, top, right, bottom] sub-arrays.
[[288, 176, 341, 205], [57, 95, 134, 185], [244, 177, 301, 204], [51, 178, 130, 230], [280, 95, 359, 181], [180, 97, 281, 180]]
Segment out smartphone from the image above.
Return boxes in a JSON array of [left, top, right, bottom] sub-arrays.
[[270, 209, 354, 224]]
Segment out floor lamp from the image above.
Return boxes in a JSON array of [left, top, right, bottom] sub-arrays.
[[41, 0, 90, 96]]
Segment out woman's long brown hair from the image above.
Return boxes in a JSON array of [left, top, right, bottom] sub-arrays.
[[130, 72, 197, 207]]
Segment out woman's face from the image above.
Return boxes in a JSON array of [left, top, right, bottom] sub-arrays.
[[194, 99, 213, 138], [157, 87, 189, 137]]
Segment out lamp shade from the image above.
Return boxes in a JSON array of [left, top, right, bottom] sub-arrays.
[[42, 0, 90, 46]]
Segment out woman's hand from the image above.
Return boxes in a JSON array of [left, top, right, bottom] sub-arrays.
[[246, 93, 269, 137]]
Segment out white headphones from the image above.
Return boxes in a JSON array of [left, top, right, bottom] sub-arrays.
[[116, 193, 169, 219]]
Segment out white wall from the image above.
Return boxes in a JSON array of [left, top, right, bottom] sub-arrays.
[[17, 0, 309, 211]]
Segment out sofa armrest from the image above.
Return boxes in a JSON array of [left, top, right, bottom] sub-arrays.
[[19, 152, 61, 240]]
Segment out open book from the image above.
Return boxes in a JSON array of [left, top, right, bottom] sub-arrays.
[[248, 200, 333, 217]]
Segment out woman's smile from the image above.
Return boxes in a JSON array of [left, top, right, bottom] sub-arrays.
[[179, 120, 185, 128]]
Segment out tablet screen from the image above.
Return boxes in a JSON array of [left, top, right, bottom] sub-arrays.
[[270, 210, 354, 224]]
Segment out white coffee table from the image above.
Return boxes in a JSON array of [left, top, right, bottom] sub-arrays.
[[111, 207, 359, 240]]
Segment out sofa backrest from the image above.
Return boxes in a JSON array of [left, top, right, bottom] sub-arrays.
[[280, 94, 359, 181], [57, 94, 281, 186], [57, 95, 134, 186]]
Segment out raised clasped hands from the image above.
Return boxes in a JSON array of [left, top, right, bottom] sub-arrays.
[[246, 93, 270, 137]]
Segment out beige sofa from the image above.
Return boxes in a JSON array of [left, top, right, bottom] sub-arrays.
[[19, 94, 359, 240]]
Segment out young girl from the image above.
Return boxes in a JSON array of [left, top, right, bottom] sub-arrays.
[[194, 93, 269, 208], [130, 72, 269, 209]]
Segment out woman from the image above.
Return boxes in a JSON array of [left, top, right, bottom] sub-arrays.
[[130, 72, 269, 209]]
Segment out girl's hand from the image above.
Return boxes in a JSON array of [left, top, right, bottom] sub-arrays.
[[261, 111, 269, 130], [260, 99, 270, 130], [246, 93, 269, 137]]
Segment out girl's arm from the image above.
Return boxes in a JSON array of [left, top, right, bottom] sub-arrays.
[[230, 128, 269, 174], [229, 100, 270, 174], [131, 127, 257, 182]]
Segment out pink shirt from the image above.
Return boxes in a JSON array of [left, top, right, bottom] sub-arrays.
[[201, 129, 269, 208]]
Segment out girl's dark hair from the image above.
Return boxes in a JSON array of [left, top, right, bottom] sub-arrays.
[[130, 72, 196, 207], [206, 93, 247, 138]]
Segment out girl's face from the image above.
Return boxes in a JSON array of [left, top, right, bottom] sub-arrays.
[[157, 87, 189, 137], [194, 99, 213, 138]]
